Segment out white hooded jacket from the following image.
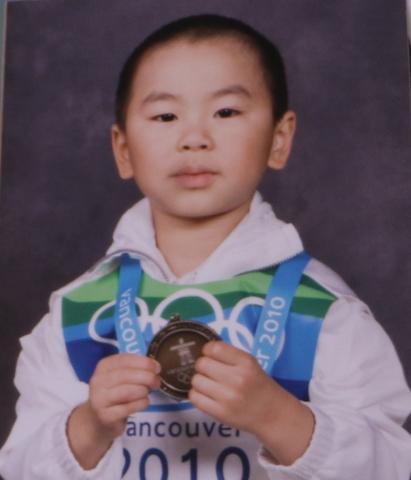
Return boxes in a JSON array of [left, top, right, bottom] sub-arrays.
[[1, 193, 411, 480]]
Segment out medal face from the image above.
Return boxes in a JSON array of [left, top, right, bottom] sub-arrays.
[[147, 316, 220, 400]]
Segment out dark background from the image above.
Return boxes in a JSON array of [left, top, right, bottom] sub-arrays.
[[0, 0, 410, 470]]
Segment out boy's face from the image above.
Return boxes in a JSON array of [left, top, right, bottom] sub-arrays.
[[112, 37, 295, 222]]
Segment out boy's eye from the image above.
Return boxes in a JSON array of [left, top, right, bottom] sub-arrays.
[[215, 108, 240, 118], [153, 113, 177, 122]]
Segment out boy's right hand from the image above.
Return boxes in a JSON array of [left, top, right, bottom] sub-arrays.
[[87, 353, 161, 438], [67, 353, 161, 470]]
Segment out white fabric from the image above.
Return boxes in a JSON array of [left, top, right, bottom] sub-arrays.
[[1, 192, 410, 479]]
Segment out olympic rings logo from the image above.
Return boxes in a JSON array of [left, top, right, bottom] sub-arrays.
[[88, 288, 265, 352]]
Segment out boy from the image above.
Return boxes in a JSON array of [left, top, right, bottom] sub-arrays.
[[1, 13, 411, 480]]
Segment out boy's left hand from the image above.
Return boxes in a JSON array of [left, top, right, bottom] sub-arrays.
[[189, 340, 315, 466], [189, 340, 282, 435]]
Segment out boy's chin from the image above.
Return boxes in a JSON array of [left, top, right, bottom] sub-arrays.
[[160, 207, 227, 222], [150, 198, 250, 224]]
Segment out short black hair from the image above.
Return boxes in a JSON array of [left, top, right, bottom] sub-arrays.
[[115, 13, 289, 129]]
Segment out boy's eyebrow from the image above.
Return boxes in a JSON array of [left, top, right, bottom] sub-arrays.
[[141, 85, 251, 106], [210, 85, 252, 100], [142, 91, 180, 105]]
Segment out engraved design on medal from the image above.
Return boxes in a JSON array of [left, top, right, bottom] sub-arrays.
[[171, 338, 196, 367], [147, 314, 220, 400]]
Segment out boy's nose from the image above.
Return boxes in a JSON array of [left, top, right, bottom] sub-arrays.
[[181, 142, 209, 151], [177, 130, 214, 152]]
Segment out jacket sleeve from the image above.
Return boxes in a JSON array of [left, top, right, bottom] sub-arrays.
[[258, 295, 411, 480], [0, 292, 125, 480]]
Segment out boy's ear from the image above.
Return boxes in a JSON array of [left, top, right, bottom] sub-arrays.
[[267, 111, 297, 170], [111, 124, 134, 179]]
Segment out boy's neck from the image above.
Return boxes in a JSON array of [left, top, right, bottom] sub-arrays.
[[151, 202, 251, 278]]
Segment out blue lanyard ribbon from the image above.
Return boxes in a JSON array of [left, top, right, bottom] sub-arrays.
[[114, 252, 310, 372], [251, 252, 310, 373], [114, 253, 146, 355]]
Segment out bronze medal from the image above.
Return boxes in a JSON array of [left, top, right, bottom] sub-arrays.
[[147, 314, 220, 400]]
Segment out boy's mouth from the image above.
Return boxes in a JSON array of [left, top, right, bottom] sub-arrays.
[[171, 166, 218, 189]]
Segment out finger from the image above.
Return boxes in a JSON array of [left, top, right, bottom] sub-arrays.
[[189, 389, 225, 422], [100, 398, 150, 425], [195, 356, 234, 384], [112, 370, 161, 390], [98, 368, 161, 390], [202, 341, 251, 366], [105, 384, 150, 406], [96, 353, 161, 374], [191, 373, 233, 403]]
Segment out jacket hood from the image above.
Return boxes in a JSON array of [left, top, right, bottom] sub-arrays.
[[105, 193, 304, 283]]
